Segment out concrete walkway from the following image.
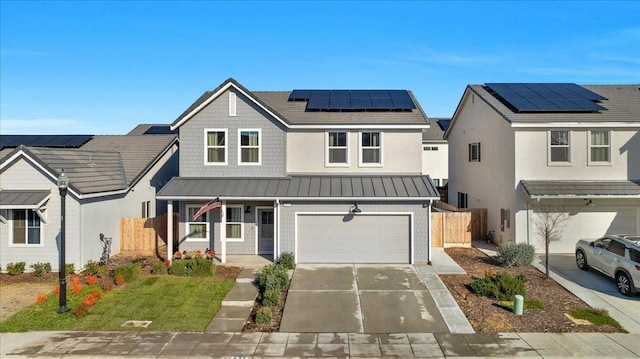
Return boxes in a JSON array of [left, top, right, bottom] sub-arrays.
[[205, 268, 260, 332], [2, 331, 639, 358]]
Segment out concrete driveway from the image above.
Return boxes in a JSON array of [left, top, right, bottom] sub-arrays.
[[534, 254, 640, 333], [280, 264, 449, 333]]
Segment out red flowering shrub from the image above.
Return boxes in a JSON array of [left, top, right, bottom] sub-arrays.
[[102, 283, 113, 292], [114, 274, 125, 286], [54, 284, 60, 295], [71, 277, 83, 294], [85, 275, 98, 285], [74, 302, 89, 318], [36, 293, 47, 304]]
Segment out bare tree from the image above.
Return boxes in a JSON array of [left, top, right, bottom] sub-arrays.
[[534, 206, 569, 278]]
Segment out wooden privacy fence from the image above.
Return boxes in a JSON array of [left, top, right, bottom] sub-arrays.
[[431, 208, 487, 247], [120, 213, 178, 256]]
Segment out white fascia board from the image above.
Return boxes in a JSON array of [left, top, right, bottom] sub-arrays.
[[512, 122, 640, 128], [289, 124, 429, 130], [156, 195, 439, 202], [170, 82, 290, 130], [528, 194, 640, 200]]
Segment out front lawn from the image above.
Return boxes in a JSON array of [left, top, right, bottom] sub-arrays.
[[0, 276, 234, 332]]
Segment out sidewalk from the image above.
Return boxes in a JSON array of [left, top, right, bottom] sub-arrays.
[[2, 331, 639, 358]]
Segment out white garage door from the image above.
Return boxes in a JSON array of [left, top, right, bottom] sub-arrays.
[[551, 207, 637, 253], [297, 214, 411, 263]]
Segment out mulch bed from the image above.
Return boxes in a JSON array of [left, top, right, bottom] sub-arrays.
[[439, 247, 623, 333], [243, 290, 288, 332]]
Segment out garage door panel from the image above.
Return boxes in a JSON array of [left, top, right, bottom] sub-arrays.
[[297, 214, 410, 263], [547, 207, 637, 253]]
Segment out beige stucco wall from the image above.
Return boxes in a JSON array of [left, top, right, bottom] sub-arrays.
[[421, 142, 449, 184], [286, 130, 422, 174], [447, 90, 517, 244]]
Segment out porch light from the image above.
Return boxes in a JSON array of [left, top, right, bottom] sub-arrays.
[[244, 205, 251, 214], [350, 204, 362, 214], [585, 199, 596, 207]]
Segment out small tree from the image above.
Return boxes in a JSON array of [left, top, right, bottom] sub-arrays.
[[534, 205, 569, 277]]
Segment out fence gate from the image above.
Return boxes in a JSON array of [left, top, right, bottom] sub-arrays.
[[431, 208, 487, 247], [120, 213, 178, 256]]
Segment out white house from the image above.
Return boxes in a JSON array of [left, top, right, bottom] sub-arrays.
[[422, 118, 450, 196], [446, 83, 640, 253]]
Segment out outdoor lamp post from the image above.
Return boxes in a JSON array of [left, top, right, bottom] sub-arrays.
[[57, 170, 70, 313]]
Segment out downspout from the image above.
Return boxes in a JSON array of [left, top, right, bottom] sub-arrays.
[[274, 199, 280, 262], [167, 200, 173, 264], [221, 200, 227, 264]]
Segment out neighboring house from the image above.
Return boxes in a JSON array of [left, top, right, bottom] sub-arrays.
[[446, 83, 640, 253], [157, 78, 440, 264], [0, 132, 178, 271], [422, 118, 450, 199]]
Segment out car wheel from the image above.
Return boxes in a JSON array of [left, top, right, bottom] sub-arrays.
[[575, 250, 589, 270], [616, 272, 634, 296]]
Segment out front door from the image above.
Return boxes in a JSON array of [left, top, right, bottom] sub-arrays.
[[257, 209, 274, 254]]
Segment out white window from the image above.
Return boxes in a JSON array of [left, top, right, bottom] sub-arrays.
[[326, 131, 348, 166], [549, 130, 570, 164], [205, 129, 227, 165], [225, 205, 243, 241], [423, 146, 439, 151], [468, 142, 481, 162], [10, 209, 42, 246], [360, 131, 382, 166], [589, 130, 611, 164], [238, 129, 261, 165], [186, 205, 209, 241], [229, 92, 237, 117]]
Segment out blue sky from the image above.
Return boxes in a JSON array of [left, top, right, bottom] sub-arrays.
[[1, 1, 639, 135]]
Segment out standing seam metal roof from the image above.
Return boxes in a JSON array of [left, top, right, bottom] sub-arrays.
[[521, 180, 640, 197], [157, 175, 440, 199]]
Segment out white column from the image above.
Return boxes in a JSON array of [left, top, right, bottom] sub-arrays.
[[167, 200, 173, 264], [273, 200, 279, 262], [220, 200, 226, 264]]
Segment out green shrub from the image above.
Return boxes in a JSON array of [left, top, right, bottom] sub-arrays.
[[494, 243, 535, 267], [114, 263, 142, 283], [85, 260, 99, 276], [6, 262, 26, 275], [152, 261, 167, 275], [255, 307, 273, 324], [65, 263, 75, 275], [259, 264, 289, 292], [97, 265, 110, 278], [168, 258, 215, 277], [30, 262, 51, 277], [278, 252, 295, 270], [469, 271, 526, 301], [262, 289, 280, 307], [190, 257, 216, 277]]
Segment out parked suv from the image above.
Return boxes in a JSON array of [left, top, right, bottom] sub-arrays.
[[575, 234, 640, 296]]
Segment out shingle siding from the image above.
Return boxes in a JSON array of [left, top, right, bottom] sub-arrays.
[[179, 90, 287, 178]]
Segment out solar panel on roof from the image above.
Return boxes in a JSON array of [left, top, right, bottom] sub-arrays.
[[143, 125, 177, 135], [289, 89, 416, 111], [437, 120, 452, 131], [0, 135, 94, 150], [485, 83, 607, 113]]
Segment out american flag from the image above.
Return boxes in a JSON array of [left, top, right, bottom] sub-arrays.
[[193, 197, 221, 221]]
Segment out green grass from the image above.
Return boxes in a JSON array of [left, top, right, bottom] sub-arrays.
[[0, 276, 234, 332], [568, 308, 627, 332]]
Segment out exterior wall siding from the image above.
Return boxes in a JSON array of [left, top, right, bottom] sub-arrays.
[[447, 91, 516, 245], [179, 90, 287, 178], [278, 202, 430, 263], [286, 130, 423, 174], [0, 159, 82, 272], [421, 142, 449, 184]]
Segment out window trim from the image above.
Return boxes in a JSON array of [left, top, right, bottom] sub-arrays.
[[359, 131, 383, 167], [588, 130, 612, 165], [237, 129, 262, 166], [204, 128, 228, 166], [185, 205, 210, 242], [325, 131, 349, 167], [8, 209, 44, 247], [468, 142, 481, 162], [225, 205, 244, 242], [548, 130, 571, 166]]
